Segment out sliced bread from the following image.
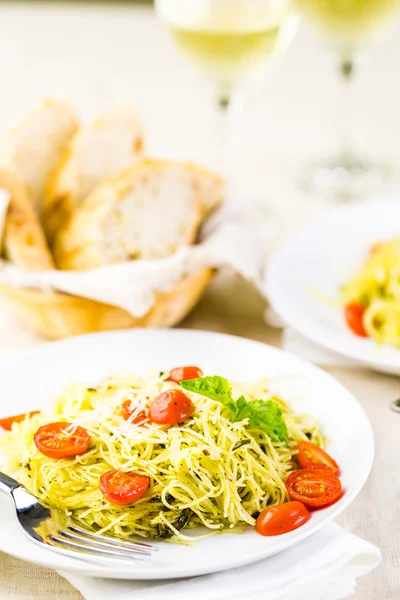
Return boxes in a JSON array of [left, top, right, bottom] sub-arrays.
[[0, 99, 79, 216], [0, 169, 55, 270], [54, 160, 224, 270], [43, 105, 144, 243]]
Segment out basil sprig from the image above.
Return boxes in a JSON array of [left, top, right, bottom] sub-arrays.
[[180, 376, 288, 444]]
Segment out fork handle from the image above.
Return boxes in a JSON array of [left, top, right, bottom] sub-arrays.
[[0, 471, 20, 495]]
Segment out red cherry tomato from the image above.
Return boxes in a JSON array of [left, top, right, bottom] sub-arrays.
[[121, 400, 146, 423], [100, 469, 149, 505], [255, 501, 310, 536], [34, 422, 91, 459], [297, 441, 340, 475], [149, 389, 194, 425], [0, 411, 40, 431], [369, 242, 382, 255], [344, 303, 368, 337], [167, 366, 203, 383], [286, 469, 342, 508]]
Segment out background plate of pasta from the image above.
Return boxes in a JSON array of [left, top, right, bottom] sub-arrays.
[[0, 329, 373, 579], [267, 201, 400, 375]]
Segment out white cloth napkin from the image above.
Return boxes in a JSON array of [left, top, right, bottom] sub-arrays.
[[59, 522, 381, 600], [0, 191, 277, 318]]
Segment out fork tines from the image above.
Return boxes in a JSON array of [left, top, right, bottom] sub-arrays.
[[48, 524, 157, 561]]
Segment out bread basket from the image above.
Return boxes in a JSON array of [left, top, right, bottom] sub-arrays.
[[0, 268, 213, 339], [0, 102, 223, 340]]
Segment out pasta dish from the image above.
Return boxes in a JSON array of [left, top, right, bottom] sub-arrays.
[[341, 240, 400, 346], [0, 366, 343, 543]]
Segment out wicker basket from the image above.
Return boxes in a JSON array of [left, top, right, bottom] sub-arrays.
[[0, 268, 213, 339]]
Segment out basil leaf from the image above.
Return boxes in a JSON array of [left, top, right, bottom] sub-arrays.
[[234, 395, 251, 417], [180, 377, 288, 444], [233, 397, 288, 443], [248, 400, 289, 444], [180, 376, 235, 410]]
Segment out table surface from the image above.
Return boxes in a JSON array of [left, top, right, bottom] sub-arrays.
[[1, 272, 399, 600], [0, 2, 400, 599]]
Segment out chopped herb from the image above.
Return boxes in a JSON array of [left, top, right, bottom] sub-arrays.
[[155, 523, 171, 539], [232, 440, 251, 451], [150, 495, 175, 511], [155, 509, 192, 539], [172, 508, 191, 531]]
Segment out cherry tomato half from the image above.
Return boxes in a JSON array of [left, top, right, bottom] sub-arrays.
[[34, 422, 91, 459], [0, 411, 40, 431], [167, 366, 203, 383], [369, 242, 383, 255], [296, 441, 340, 475], [286, 469, 342, 508], [256, 501, 310, 536], [100, 469, 150, 505], [344, 303, 368, 337], [121, 400, 146, 424], [149, 389, 194, 425]]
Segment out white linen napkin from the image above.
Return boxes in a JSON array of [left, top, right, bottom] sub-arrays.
[[0, 192, 278, 318], [59, 522, 381, 600]]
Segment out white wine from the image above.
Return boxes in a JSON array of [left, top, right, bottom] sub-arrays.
[[295, 0, 400, 49], [168, 26, 281, 83], [157, 0, 293, 101]]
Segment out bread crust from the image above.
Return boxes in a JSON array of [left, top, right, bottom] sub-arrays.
[[0, 169, 55, 270]]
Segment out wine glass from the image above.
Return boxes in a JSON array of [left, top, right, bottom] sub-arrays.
[[155, 0, 298, 180], [156, 0, 296, 109], [295, 0, 400, 201]]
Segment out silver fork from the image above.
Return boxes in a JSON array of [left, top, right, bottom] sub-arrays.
[[0, 471, 157, 562]]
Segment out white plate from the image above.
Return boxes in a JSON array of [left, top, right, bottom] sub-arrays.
[[0, 329, 373, 580], [267, 201, 400, 375]]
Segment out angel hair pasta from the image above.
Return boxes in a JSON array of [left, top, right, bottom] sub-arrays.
[[340, 240, 400, 346], [0, 370, 323, 543]]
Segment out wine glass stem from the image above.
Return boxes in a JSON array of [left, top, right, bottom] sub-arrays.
[[216, 92, 232, 180], [339, 56, 354, 163], [218, 94, 230, 111]]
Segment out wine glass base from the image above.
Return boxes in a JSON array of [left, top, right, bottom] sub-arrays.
[[302, 154, 391, 202]]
